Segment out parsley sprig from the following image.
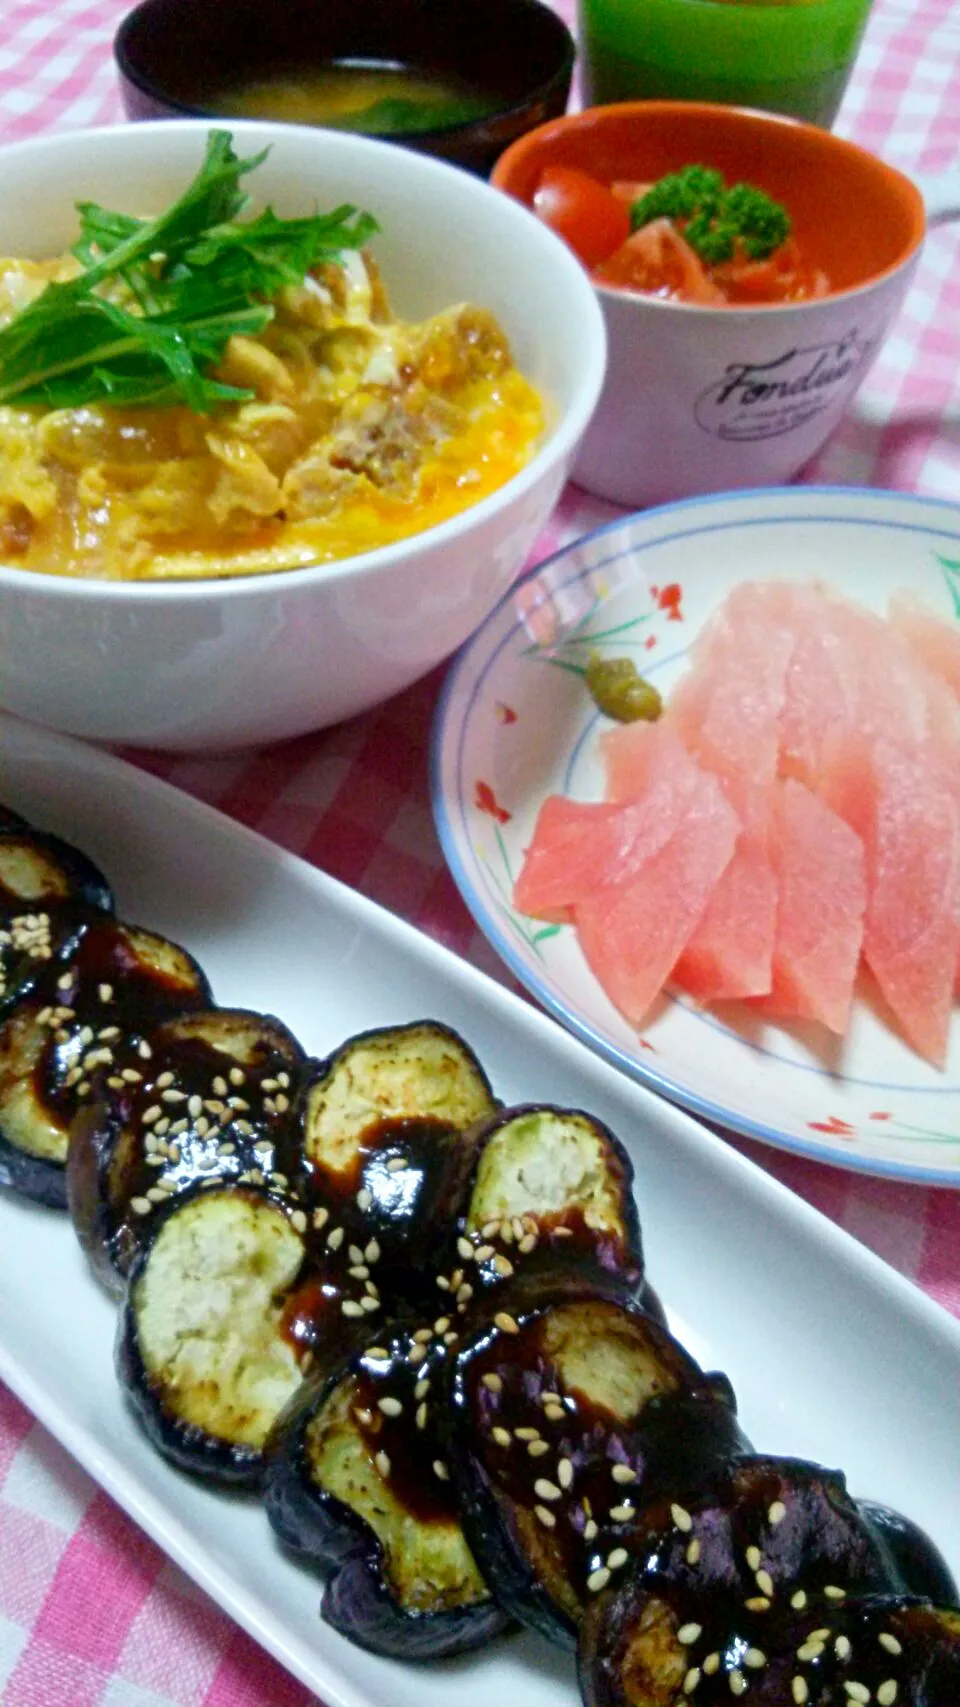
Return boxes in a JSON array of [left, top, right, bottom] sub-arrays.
[[630, 164, 790, 266], [0, 130, 378, 412]]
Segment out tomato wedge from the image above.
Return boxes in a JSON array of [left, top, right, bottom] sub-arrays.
[[532, 166, 632, 270], [594, 218, 726, 305]]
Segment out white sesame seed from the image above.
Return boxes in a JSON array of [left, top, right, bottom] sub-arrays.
[[557, 1459, 574, 1490], [130, 1197, 152, 1215], [791, 1681, 809, 1707], [142, 1105, 162, 1125], [613, 1465, 638, 1486], [824, 1585, 846, 1602], [492, 1427, 512, 1447], [212, 1076, 228, 1096], [261, 1078, 279, 1092], [606, 1549, 629, 1571], [57, 974, 73, 992], [146, 1186, 168, 1204], [360, 1296, 380, 1312], [434, 1317, 451, 1334], [791, 1591, 808, 1611], [494, 1311, 520, 1335], [534, 1479, 562, 1502], [457, 1237, 474, 1261], [729, 1672, 747, 1697], [744, 1649, 766, 1669], [528, 1440, 550, 1458], [436, 1275, 450, 1291], [515, 1427, 540, 1441], [745, 1597, 771, 1613], [161, 1088, 186, 1104], [409, 1344, 427, 1366], [583, 1518, 599, 1542], [290, 1210, 307, 1234], [671, 1503, 693, 1531], [835, 1636, 852, 1661], [313, 1207, 330, 1230], [877, 1683, 898, 1706], [277, 1072, 290, 1088], [767, 1500, 787, 1527], [378, 1396, 403, 1417], [844, 1685, 871, 1705], [414, 1378, 430, 1399], [703, 1654, 720, 1677], [686, 1538, 702, 1566], [746, 1545, 762, 1571], [416, 1403, 428, 1430], [587, 1567, 611, 1594], [121, 1068, 143, 1084], [482, 1373, 503, 1393], [366, 1347, 390, 1361], [365, 1239, 380, 1263], [518, 1233, 537, 1255], [349, 1265, 370, 1281], [755, 1569, 775, 1597], [375, 1451, 391, 1477], [413, 1329, 433, 1344], [341, 1300, 364, 1318], [357, 1188, 372, 1212], [327, 1226, 345, 1250], [797, 1642, 826, 1664], [609, 1503, 634, 1522], [433, 1461, 449, 1481], [138, 1040, 152, 1059], [229, 1068, 245, 1085], [878, 1634, 902, 1656], [475, 1244, 496, 1263], [683, 1670, 700, 1697], [386, 1156, 406, 1172], [677, 1624, 702, 1646]]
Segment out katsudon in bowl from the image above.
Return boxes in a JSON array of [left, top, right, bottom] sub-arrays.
[[0, 121, 605, 748]]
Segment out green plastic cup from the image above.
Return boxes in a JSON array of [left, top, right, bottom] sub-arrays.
[[578, 0, 874, 128]]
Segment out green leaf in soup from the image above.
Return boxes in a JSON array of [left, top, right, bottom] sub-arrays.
[[333, 93, 492, 134]]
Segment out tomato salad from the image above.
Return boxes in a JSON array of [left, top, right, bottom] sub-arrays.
[[532, 163, 830, 305]]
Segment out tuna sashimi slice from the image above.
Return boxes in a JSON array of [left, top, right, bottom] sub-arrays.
[[824, 734, 960, 1067], [672, 781, 777, 1002], [600, 719, 706, 806], [514, 726, 705, 923], [890, 591, 960, 704], [664, 582, 796, 788], [760, 778, 866, 1036], [779, 585, 956, 788], [513, 795, 677, 924], [574, 770, 740, 1027]]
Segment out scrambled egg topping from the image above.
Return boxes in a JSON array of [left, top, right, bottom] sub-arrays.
[[0, 251, 543, 580]]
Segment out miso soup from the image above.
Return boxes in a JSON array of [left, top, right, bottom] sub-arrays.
[[212, 60, 498, 134]]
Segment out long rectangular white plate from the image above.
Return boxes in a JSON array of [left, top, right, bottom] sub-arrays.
[[1, 711, 959, 1707]]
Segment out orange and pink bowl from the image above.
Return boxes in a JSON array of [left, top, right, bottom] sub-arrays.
[[493, 102, 935, 507]]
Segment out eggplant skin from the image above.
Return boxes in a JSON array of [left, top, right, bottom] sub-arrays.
[[264, 1327, 509, 1661], [320, 1548, 508, 1663], [448, 1282, 749, 1650], [118, 1185, 308, 1486], [859, 1499, 960, 1608], [0, 1130, 67, 1208]]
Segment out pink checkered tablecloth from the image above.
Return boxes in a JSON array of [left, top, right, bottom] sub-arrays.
[[1, 2, 959, 1702]]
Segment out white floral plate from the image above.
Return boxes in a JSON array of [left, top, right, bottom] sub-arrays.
[[432, 486, 960, 1186]]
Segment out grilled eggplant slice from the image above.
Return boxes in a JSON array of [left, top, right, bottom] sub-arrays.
[[449, 1283, 750, 1648], [301, 1021, 498, 1272], [69, 1007, 305, 1294], [0, 918, 210, 1209], [577, 1454, 918, 1706], [447, 1105, 644, 1311], [0, 829, 112, 1019], [264, 1317, 508, 1659], [118, 1183, 314, 1483]]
